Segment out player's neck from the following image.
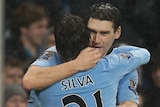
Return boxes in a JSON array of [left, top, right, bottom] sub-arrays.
[[20, 34, 37, 57]]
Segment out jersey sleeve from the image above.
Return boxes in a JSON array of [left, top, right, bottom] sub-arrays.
[[31, 46, 59, 67], [28, 47, 58, 107], [117, 70, 139, 105], [27, 91, 42, 107], [104, 46, 150, 76], [111, 46, 145, 54]]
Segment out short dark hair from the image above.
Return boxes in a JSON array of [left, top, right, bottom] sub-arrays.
[[54, 14, 89, 62], [88, 3, 121, 32], [12, 2, 48, 36]]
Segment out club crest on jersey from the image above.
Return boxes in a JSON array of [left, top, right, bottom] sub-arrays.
[[128, 80, 138, 95], [39, 51, 54, 60]]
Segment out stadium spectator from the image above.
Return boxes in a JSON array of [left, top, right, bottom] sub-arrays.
[[3, 56, 24, 86], [143, 47, 160, 107], [5, 2, 48, 60], [44, 27, 55, 49], [150, 55, 160, 89], [4, 83, 27, 107]]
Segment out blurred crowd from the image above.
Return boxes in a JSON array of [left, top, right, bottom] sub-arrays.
[[2, 0, 160, 107]]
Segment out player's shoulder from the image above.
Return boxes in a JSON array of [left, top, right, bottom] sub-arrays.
[[31, 46, 60, 66], [99, 52, 130, 70], [38, 46, 58, 61], [101, 53, 120, 64]]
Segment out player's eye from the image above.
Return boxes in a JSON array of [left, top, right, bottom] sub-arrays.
[[90, 31, 96, 36], [100, 31, 110, 36], [101, 31, 110, 34], [89, 30, 97, 36]]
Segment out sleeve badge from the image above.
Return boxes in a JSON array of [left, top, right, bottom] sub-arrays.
[[39, 51, 55, 60], [128, 80, 138, 95]]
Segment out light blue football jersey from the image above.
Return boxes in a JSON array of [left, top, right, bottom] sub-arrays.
[[117, 70, 139, 104], [110, 46, 139, 104], [28, 46, 150, 107]]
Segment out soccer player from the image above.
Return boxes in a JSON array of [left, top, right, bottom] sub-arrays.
[[29, 14, 150, 107], [24, 3, 147, 107]]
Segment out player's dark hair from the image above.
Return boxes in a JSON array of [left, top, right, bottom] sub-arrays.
[[54, 14, 90, 62], [87, 3, 121, 32]]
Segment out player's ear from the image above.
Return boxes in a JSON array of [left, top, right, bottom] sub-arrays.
[[115, 26, 121, 39]]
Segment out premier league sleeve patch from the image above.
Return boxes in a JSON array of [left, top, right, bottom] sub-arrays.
[[120, 53, 132, 59], [39, 51, 55, 60], [128, 80, 138, 95]]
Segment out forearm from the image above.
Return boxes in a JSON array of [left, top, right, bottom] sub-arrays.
[[116, 105, 127, 107], [117, 101, 138, 107], [23, 60, 79, 90], [23, 47, 101, 90]]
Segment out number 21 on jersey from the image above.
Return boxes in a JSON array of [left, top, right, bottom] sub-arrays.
[[61, 90, 103, 107]]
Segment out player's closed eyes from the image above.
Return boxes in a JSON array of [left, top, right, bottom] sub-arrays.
[[100, 31, 110, 36], [90, 32, 96, 37], [88, 28, 111, 37]]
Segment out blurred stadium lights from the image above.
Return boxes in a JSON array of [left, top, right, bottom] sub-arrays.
[[0, 0, 4, 106]]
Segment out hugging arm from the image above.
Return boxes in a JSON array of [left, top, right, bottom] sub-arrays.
[[23, 47, 101, 90]]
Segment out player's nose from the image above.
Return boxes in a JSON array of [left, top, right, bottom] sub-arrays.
[[94, 33, 101, 43]]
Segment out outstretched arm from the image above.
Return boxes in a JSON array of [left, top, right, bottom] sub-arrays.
[[106, 46, 150, 75], [23, 47, 101, 90]]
